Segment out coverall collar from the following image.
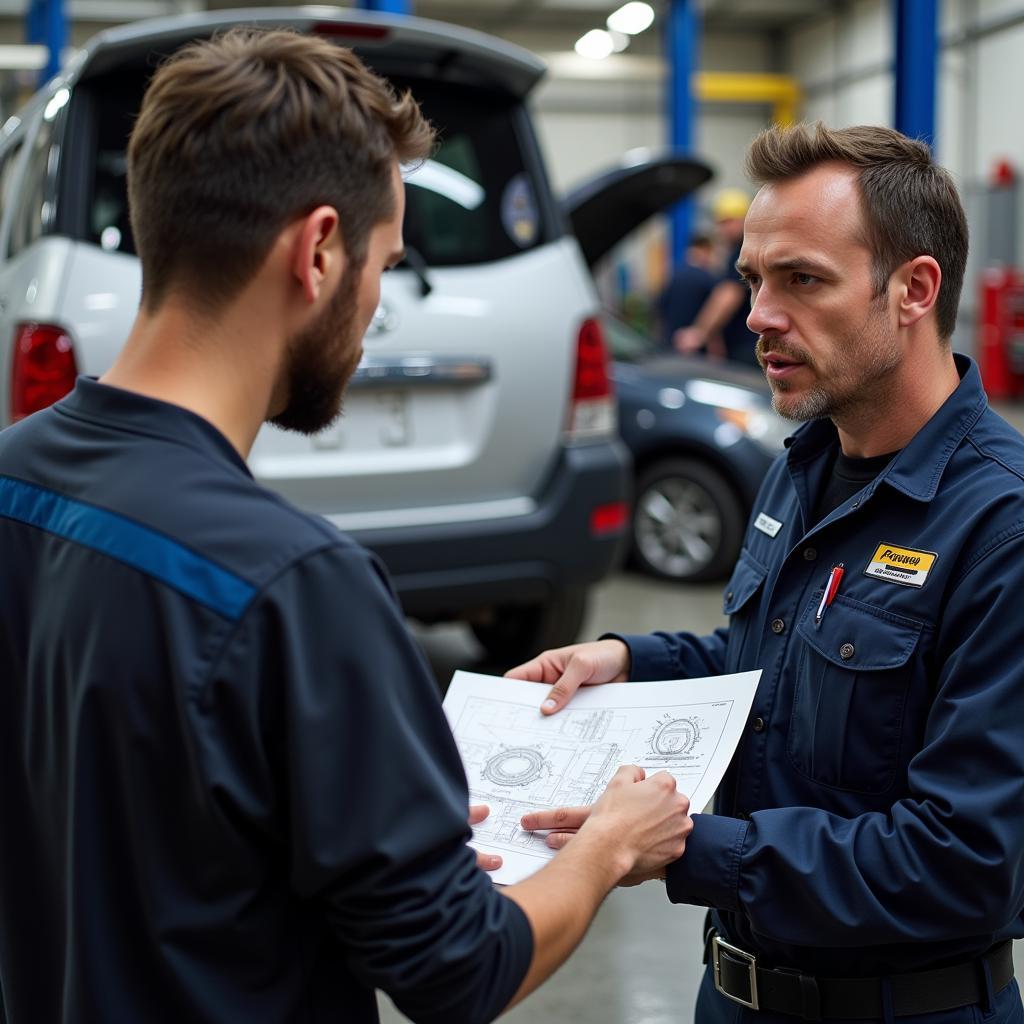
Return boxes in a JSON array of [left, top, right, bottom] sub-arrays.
[[783, 353, 986, 505]]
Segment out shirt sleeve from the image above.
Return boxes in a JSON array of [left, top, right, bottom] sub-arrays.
[[608, 628, 729, 681], [664, 532, 1024, 947], [197, 542, 533, 1023]]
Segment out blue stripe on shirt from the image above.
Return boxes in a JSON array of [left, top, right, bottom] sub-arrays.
[[0, 475, 256, 621]]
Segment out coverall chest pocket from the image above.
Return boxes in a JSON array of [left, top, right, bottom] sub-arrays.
[[722, 549, 768, 675], [787, 595, 923, 794]]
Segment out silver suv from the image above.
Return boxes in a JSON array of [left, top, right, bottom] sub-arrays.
[[0, 8, 630, 661]]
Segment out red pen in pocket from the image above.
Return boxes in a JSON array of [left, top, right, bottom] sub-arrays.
[[815, 563, 845, 626]]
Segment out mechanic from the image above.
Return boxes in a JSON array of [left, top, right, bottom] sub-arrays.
[[659, 231, 717, 351], [510, 123, 1024, 1023], [674, 187, 760, 366], [0, 30, 693, 1024]]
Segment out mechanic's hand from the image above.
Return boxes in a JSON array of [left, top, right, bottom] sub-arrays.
[[504, 639, 631, 715], [523, 765, 691, 885], [673, 326, 707, 353], [469, 804, 502, 871]]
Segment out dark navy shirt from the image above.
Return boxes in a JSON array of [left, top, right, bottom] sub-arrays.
[[0, 379, 531, 1023], [622, 356, 1024, 976], [658, 262, 716, 348], [720, 242, 759, 367]]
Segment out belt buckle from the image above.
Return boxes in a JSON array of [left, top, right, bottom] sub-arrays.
[[712, 934, 760, 1010]]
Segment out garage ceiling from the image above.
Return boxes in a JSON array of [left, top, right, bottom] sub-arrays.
[[0, 0, 838, 39], [415, 0, 833, 35]]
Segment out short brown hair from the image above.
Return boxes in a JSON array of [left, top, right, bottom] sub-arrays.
[[127, 28, 434, 312], [745, 123, 968, 341]]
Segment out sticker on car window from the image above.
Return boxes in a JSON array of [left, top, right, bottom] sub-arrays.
[[501, 173, 539, 248]]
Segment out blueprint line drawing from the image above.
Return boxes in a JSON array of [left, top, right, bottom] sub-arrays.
[[443, 670, 761, 884]]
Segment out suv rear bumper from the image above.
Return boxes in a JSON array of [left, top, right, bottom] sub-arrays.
[[350, 438, 631, 619]]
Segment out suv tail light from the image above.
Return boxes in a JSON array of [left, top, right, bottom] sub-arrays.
[[10, 323, 77, 421], [567, 316, 616, 440]]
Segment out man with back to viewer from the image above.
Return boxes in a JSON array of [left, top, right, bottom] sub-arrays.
[[0, 29, 694, 1023], [510, 122, 1024, 1023]]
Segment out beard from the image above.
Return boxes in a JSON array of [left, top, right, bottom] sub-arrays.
[[270, 263, 364, 435], [756, 293, 900, 423]]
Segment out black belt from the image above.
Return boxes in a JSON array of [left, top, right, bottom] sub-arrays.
[[707, 930, 1014, 1020]]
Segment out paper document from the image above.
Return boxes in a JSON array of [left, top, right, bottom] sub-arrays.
[[442, 669, 761, 885]]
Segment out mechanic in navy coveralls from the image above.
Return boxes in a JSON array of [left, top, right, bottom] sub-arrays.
[[0, 30, 693, 1024], [512, 123, 1024, 1023]]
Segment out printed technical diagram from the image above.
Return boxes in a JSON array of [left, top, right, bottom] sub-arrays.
[[443, 673, 760, 884]]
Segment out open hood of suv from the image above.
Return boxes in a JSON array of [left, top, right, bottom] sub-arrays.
[[563, 151, 713, 269]]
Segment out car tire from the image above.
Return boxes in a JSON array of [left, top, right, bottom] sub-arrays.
[[631, 457, 744, 583], [470, 588, 589, 664]]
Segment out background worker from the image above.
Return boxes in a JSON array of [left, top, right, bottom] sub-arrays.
[[674, 187, 760, 366], [0, 30, 692, 1024], [658, 231, 717, 351], [512, 123, 1024, 1023]]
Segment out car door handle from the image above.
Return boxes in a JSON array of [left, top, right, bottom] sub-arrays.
[[349, 356, 492, 390]]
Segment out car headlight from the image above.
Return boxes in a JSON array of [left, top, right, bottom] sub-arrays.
[[715, 407, 790, 455], [682, 379, 790, 455]]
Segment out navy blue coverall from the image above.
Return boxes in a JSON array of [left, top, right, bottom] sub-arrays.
[[0, 379, 531, 1023], [619, 356, 1024, 1021]]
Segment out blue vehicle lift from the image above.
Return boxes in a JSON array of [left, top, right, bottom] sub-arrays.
[[27, 0, 66, 86]]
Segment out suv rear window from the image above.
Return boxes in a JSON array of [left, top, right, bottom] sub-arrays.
[[73, 63, 550, 268]]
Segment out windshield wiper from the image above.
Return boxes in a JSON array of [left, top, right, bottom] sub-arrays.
[[400, 245, 433, 298]]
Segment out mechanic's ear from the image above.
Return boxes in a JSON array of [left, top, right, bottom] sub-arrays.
[[292, 206, 342, 304], [896, 255, 941, 330]]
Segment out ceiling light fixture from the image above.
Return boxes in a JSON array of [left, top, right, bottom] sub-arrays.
[[608, 29, 631, 53], [575, 29, 615, 60], [607, 1, 656, 35]]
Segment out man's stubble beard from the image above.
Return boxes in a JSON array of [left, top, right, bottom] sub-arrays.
[[271, 263, 363, 436], [758, 293, 900, 424]]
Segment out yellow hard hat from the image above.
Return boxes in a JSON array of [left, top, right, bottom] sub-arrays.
[[712, 187, 750, 221]]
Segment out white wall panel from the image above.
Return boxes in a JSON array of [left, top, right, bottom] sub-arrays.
[[835, 72, 892, 128], [839, 0, 892, 72], [787, 16, 838, 85], [972, 22, 1024, 181]]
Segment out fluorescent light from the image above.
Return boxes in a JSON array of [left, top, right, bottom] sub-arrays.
[[575, 29, 615, 60], [607, 2, 656, 35], [608, 29, 631, 53]]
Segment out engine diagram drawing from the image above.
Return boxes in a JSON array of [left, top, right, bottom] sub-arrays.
[[482, 747, 548, 787], [442, 670, 761, 884], [649, 715, 702, 758]]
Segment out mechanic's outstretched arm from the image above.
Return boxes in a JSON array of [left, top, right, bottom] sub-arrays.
[[501, 764, 692, 1010], [506, 626, 730, 714]]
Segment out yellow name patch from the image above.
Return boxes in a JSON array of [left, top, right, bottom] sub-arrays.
[[864, 544, 937, 588]]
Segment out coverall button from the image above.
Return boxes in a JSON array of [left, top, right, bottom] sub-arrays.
[[839, 642, 856, 660], [752, 716, 765, 733], [770, 617, 786, 635], [803, 547, 817, 561], [726, 591, 734, 602]]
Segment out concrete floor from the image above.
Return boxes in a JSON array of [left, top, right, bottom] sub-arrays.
[[378, 397, 1024, 1022]]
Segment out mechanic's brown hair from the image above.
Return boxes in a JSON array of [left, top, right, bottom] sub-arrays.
[[127, 28, 434, 312], [746, 122, 967, 342]]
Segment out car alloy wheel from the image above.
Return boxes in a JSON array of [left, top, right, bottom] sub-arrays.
[[631, 457, 744, 583]]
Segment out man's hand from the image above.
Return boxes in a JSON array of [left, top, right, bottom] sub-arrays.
[[673, 326, 707, 353], [469, 805, 502, 871], [523, 765, 692, 884], [504, 639, 631, 715]]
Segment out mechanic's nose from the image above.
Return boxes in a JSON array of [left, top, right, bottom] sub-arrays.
[[747, 285, 788, 337]]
